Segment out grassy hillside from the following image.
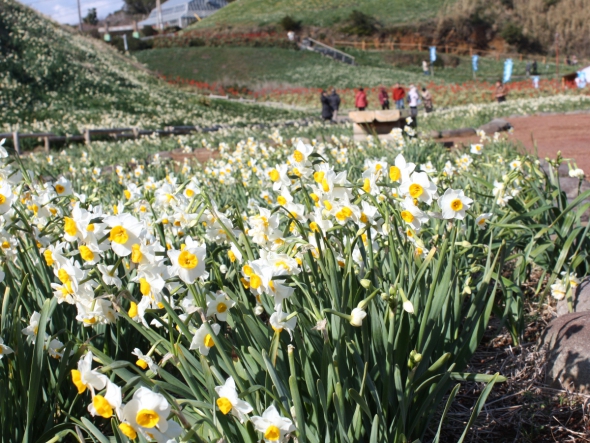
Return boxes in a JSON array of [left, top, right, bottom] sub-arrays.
[[0, 0, 298, 134], [136, 46, 552, 90], [189, 0, 451, 29]]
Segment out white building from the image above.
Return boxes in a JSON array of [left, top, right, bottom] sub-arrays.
[[139, 0, 228, 29]]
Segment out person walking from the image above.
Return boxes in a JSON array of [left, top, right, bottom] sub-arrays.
[[532, 60, 538, 75], [495, 81, 507, 103], [355, 87, 368, 111], [328, 88, 341, 121], [378, 87, 390, 110], [422, 60, 430, 75], [525, 60, 531, 77], [421, 86, 433, 113], [392, 83, 405, 110], [408, 84, 419, 126], [320, 90, 333, 122]]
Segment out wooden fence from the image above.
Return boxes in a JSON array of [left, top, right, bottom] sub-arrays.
[[331, 39, 574, 64], [0, 126, 220, 155]]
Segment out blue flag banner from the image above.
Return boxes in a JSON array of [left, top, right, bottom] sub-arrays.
[[503, 59, 513, 83], [472, 55, 479, 72], [429, 46, 437, 63], [532, 76, 540, 89]]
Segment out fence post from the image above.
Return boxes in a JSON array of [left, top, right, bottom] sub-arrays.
[[84, 129, 91, 145], [374, 38, 379, 49], [418, 42, 422, 51], [44, 137, 50, 153], [519, 54, 523, 61], [362, 40, 366, 51], [469, 47, 473, 57], [12, 131, 20, 155]]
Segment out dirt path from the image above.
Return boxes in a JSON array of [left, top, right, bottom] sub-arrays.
[[439, 113, 590, 175], [506, 114, 590, 173]]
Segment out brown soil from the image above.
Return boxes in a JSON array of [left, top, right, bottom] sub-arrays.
[[438, 113, 590, 176]]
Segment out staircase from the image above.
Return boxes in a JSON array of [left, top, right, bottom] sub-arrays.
[[300, 38, 355, 65]]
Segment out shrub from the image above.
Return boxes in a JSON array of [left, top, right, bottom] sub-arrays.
[[342, 10, 379, 36], [280, 15, 302, 32], [142, 25, 158, 37]]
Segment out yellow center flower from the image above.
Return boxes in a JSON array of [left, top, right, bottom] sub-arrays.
[[57, 268, 70, 284], [136, 409, 160, 428], [217, 397, 233, 415], [86, 223, 95, 232], [450, 199, 463, 211], [293, 150, 304, 163], [178, 250, 198, 269], [71, 369, 86, 394], [249, 274, 262, 289], [409, 183, 424, 198], [131, 244, 143, 263], [64, 217, 77, 236], [0, 194, 5, 204], [55, 184, 65, 194], [268, 169, 280, 182], [228, 250, 236, 262], [128, 301, 138, 318], [136, 359, 148, 370], [264, 425, 281, 441], [124, 190, 131, 199], [79, 245, 94, 262], [277, 196, 287, 206], [242, 265, 253, 276], [43, 249, 54, 266], [217, 302, 228, 313], [204, 334, 215, 348], [109, 226, 129, 244], [139, 278, 151, 296], [93, 395, 113, 418], [119, 424, 137, 440], [389, 166, 401, 182], [313, 171, 324, 183], [401, 210, 414, 223], [186, 188, 194, 197], [321, 177, 330, 192]]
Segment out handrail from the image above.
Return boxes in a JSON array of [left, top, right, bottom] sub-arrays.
[[306, 38, 355, 62]]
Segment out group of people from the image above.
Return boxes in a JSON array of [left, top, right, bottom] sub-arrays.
[[320, 84, 434, 125], [348, 84, 433, 126]]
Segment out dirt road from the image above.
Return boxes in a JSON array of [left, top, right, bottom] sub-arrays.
[[439, 113, 590, 175]]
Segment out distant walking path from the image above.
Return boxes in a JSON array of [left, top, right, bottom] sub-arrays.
[[505, 113, 590, 174], [439, 112, 590, 175]]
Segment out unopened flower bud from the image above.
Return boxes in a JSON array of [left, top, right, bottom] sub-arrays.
[[350, 308, 367, 327], [360, 279, 372, 289]]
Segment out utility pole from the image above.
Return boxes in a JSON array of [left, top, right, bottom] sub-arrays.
[[156, 0, 163, 30], [555, 32, 559, 79], [77, 0, 83, 32]]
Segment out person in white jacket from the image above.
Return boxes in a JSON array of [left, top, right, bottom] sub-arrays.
[[408, 85, 420, 127]]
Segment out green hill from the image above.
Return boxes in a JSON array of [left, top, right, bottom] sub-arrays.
[[0, 0, 296, 134], [190, 0, 450, 29]]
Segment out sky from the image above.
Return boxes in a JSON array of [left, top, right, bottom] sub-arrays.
[[18, 0, 125, 25]]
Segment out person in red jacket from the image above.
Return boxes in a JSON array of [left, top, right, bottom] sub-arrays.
[[355, 88, 368, 111], [392, 83, 406, 110]]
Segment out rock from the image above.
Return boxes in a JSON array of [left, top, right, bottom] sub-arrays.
[[439, 128, 476, 138], [477, 118, 512, 134], [557, 278, 590, 316], [541, 312, 590, 393]]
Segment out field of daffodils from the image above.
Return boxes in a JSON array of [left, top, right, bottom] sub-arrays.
[[0, 122, 588, 442]]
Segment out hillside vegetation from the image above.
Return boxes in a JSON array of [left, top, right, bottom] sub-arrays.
[[189, 0, 590, 57], [189, 0, 450, 29], [0, 0, 297, 134]]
